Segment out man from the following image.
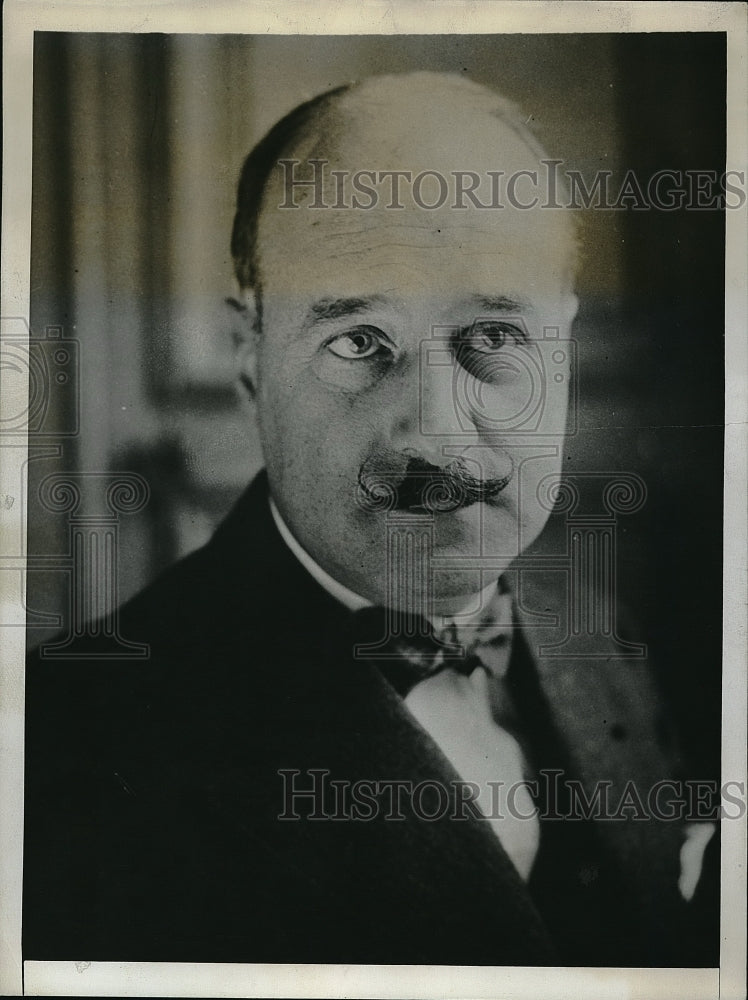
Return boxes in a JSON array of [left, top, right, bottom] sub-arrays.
[[24, 72, 718, 966]]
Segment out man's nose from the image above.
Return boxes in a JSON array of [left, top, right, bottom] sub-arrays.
[[388, 352, 468, 464]]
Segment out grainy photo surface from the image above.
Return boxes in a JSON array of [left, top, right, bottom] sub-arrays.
[[2, 11, 745, 997]]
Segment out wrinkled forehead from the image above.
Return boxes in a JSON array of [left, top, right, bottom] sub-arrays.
[[256, 106, 577, 302]]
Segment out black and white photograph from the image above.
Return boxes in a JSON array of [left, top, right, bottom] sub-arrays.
[[1, 2, 746, 998]]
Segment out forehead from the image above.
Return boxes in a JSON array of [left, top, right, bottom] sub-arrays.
[[257, 110, 575, 304], [259, 207, 573, 311], [271, 223, 567, 307]]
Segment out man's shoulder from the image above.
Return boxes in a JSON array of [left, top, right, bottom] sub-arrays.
[[25, 469, 351, 726], [28, 472, 282, 666]]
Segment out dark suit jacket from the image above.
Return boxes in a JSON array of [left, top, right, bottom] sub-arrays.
[[23, 471, 719, 966]]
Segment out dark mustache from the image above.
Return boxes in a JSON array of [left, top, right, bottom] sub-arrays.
[[357, 451, 513, 514]]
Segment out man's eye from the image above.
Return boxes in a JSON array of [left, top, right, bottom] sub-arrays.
[[461, 320, 526, 353], [326, 327, 385, 360], [454, 320, 528, 382]]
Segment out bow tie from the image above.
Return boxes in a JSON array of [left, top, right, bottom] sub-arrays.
[[350, 588, 514, 697]]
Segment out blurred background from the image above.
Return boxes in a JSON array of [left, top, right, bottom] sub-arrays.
[[28, 33, 724, 780]]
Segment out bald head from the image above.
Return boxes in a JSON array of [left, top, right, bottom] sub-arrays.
[[231, 71, 578, 296]]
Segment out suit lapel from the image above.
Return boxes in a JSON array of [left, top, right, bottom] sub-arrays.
[[513, 571, 686, 944]]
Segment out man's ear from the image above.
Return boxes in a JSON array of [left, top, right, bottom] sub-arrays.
[[565, 293, 580, 325], [226, 290, 260, 399]]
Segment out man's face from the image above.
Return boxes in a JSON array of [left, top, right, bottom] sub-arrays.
[[241, 114, 578, 613]]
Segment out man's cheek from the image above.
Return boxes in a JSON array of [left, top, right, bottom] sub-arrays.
[[279, 413, 368, 491], [309, 354, 385, 392]]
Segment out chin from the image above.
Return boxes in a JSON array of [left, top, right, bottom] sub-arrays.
[[345, 503, 522, 605], [431, 503, 520, 558], [364, 547, 516, 618]]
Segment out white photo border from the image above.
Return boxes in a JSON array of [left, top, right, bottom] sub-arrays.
[[2, 2, 746, 998]]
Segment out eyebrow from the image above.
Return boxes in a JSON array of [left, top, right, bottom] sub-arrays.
[[305, 296, 387, 326], [469, 294, 533, 313], [301, 292, 533, 330]]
